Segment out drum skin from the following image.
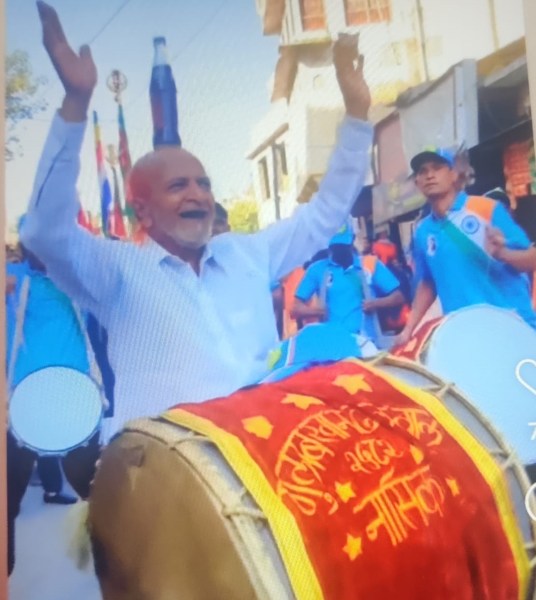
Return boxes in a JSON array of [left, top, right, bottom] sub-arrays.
[[89, 430, 258, 600]]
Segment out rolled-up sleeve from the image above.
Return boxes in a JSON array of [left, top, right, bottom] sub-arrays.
[[251, 117, 373, 282], [20, 112, 121, 314]]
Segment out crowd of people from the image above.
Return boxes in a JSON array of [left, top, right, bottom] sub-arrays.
[[5, 0, 536, 579]]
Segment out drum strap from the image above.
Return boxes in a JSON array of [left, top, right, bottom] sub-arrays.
[[7, 275, 31, 392], [72, 307, 108, 410], [7, 276, 108, 410]]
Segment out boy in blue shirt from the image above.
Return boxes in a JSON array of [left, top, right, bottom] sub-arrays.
[[398, 148, 536, 344], [291, 222, 404, 346]]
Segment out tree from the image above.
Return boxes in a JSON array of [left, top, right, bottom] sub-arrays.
[[227, 194, 260, 233], [5, 50, 47, 160]]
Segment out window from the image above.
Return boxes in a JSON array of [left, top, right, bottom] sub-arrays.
[[277, 143, 288, 177], [344, 0, 391, 25], [258, 157, 271, 201], [299, 0, 326, 31]]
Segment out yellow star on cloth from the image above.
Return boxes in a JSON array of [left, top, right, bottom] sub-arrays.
[[335, 481, 356, 503], [333, 374, 372, 395], [281, 394, 324, 410], [242, 416, 274, 439], [410, 445, 424, 465], [446, 478, 460, 497], [343, 534, 363, 561]]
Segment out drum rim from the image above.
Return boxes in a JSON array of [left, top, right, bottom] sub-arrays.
[[368, 352, 536, 576], [9, 365, 103, 455]]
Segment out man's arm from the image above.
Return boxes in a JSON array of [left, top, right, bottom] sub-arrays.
[[395, 235, 437, 344], [290, 265, 326, 321], [21, 3, 120, 312], [363, 259, 404, 313], [363, 290, 404, 313], [251, 36, 373, 283], [290, 299, 326, 321], [493, 244, 536, 272], [396, 281, 437, 345], [486, 202, 536, 272]]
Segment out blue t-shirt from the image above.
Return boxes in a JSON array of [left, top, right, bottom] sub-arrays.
[[295, 254, 399, 334], [413, 191, 536, 328], [6, 261, 90, 387]]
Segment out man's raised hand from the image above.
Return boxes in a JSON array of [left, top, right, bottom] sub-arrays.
[[333, 33, 371, 121], [37, 1, 97, 121]]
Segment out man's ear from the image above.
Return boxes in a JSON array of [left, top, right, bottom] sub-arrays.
[[132, 198, 152, 229]]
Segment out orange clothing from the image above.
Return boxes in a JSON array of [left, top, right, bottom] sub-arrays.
[[372, 239, 397, 265]]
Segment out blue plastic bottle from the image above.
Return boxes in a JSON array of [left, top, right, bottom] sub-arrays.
[[150, 36, 181, 147]]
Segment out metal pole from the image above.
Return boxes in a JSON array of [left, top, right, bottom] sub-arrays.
[[415, 0, 430, 82], [488, 0, 500, 51]]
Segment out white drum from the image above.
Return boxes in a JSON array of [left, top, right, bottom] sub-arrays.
[[9, 366, 103, 455]]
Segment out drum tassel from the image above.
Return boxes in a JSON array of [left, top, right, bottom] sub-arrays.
[[64, 500, 93, 571]]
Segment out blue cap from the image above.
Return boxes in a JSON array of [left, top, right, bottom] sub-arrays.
[[410, 147, 455, 173], [329, 219, 354, 246]]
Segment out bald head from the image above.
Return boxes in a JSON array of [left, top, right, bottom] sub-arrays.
[[126, 146, 216, 255], [128, 147, 204, 205]]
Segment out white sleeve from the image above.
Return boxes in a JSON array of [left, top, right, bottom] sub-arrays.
[[20, 112, 122, 314], [251, 116, 373, 282]]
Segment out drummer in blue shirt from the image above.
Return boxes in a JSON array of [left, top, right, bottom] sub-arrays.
[[291, 221, 404, 348], [397, 148, 536, 344], [6, 234, 102, 575]]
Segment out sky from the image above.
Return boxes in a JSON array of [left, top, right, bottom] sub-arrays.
[[6, 0, 280, 230]]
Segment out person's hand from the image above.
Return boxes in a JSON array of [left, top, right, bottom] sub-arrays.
[[37, 1, 97, 120], [393, 327, 412, 348], [333, 33, 371, 120], [485, 226, 506, 260], [362, 299, 378, 314]]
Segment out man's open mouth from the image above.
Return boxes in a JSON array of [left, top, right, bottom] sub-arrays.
[[178, 209, 209, 219]]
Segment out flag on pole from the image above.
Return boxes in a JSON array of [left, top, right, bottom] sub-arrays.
[[93, 110, 113, 236], [77, 208, 93, 232], [117, 103, 136, 223], [109, 165, 127, 238]]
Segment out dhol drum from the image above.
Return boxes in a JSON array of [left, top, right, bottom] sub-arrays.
[[9, 366, 103, 455], [393, 305, 536, 466], [88, 356, 536, 600]]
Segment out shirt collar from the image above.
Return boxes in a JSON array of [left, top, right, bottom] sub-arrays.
[[327, 253, 362, 270], [144, 238, 220, 269], [430, 190, 468, 220]]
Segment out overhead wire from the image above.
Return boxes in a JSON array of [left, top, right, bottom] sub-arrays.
[[31, 0, 138, 119]]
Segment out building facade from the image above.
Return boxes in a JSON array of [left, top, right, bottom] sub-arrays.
[[249, 0, 525, 227]]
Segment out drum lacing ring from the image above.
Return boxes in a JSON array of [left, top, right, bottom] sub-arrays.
[[222, 505, 267, 521], [422, 382, 455, 398], [171, 432, 210, 448], [487, 447, 510, 459], [369, 352, 389, 366], [498, 452, 516, 472], [528, 550, 536, 570]]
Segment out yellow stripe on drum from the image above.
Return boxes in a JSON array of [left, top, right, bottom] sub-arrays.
[[163, 408, 324, 600], [356, 359, 530, 600]]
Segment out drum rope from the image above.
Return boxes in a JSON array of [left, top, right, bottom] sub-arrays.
[[499, 452, 517, 472], [73, 306, 108, 411], [7, 275, 31, 391], [434, 382, 455, 399], [222, 506, 267, 521]]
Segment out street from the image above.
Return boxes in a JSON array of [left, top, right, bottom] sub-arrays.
[[9, 485, 101, 600]]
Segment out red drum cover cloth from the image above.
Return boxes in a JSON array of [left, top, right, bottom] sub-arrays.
[[163, 360, 528, 600]]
